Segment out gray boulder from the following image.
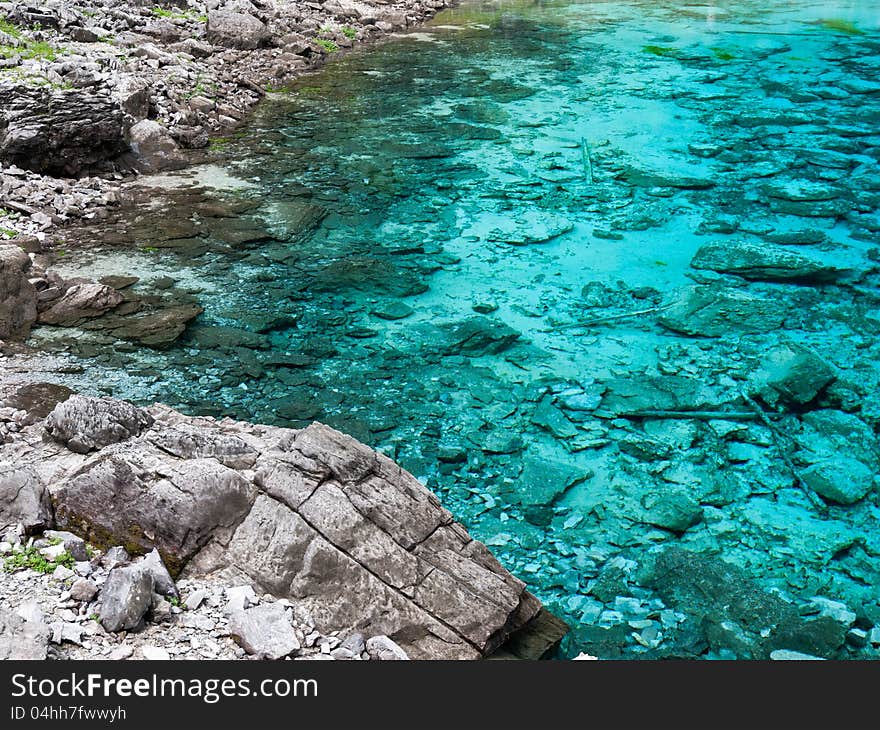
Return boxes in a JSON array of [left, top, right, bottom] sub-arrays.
[[206, 10, 270, 50], [690, 240, 844, 281], [38, 282, 123, 325], [0, 467, 52, 534], [142, 549, 178, 599], [127, 119, 186, 172], [112, 75, 151, 122], [99, 564, 154, 632], [44, 529, 89, 561], [437, 317, 520, 356], [45, 395, 154, 453], [0, 244, 37, 340], [228, 603, 300, 659], [0, 608, 50, 659], [69, 578, 99, 602], [366, 634, 409, 660], [0, 85, 128, 175]]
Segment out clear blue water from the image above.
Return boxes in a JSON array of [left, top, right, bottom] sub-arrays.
[[34, 0, 880, 657]]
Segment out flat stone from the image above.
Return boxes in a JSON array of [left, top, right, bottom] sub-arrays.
[[800, 458, 875, 505], [659, 285, 788, 337], [691, 240, 845, 281]]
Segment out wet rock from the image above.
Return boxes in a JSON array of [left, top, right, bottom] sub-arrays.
[[127, 120, 187, 172], [515, 455, 591, 525], [0, 467, 52, 534], [531, 397, 579, 439], [487, 214, 573, 246], [229, 603, 300, 659], [206, 11, 270, 50], [45, 395, 154, 453], [0, 244, 37, 340], [659, 285, 788, 337], [0, 382, 73, 423], [800, 458, 875, 505], [640, 490, 703, 533], [365, 634, 409, 660], [437, 317, 520, 357], [108, 303, 203, 347], [38, 283, 124, 326], [596, 375, 722, 417], [690, 240, 845, 281], [371, 300, 414, 320], [0, 608, 49, 659], [753, 343, 836, 405], [99, 564, 154, 632], [190, 325, 269, 349], [313, 257, 428, 298], [0, 85, 128, 176]]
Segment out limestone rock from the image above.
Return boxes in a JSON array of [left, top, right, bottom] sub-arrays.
[[0, 85, 129, 175], [658, 286, 788, 337], [108, 303, 203, 347], [437, 317, 520, 357], [38, 283, 124, 326], [127, 119, 186, 172], [365, 634, 409, 660], [596, 375, 722, 417], [0, 244, 38, 340], [142, 549, 178, 599], [754, 343, 836, 405], [800, 458, 875, 505], [44, 529, 89, 561], [228, 603, 300, 659], [45, 395, 154, 453], [69, 577, 99, 602], [99, 564, 154, 632], [0, 608, 50, 659], [206, 10, 270, 50], [112, 75, 151, 123], [691, 240, 844, 281], [0, 467, 53, 534]]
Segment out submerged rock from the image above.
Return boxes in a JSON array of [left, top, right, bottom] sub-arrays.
[[659, 285, 788, 337], [752, 343, 836, 405], [437, 317, 520, 356], [690, 240, 846, 281], [799, 458, 875, 505]]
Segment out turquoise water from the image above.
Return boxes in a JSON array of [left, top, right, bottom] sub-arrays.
[[37, 0, 880, 657]]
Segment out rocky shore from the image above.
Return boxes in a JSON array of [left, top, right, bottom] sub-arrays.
[[0, 0, 448, 239], [0, 382, 567, 659]]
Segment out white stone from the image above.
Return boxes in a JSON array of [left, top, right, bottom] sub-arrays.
[[141, 645, 170, 660], [52, 565, 75, 581], [770, 650, 826, 661], [184, 588, 208, 611], [16, 600, 44, 624], [810, 596, 857, 627], [225, 584, 256, 613]]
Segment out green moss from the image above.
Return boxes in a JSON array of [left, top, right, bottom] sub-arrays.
[[316, 38, 339, 54], [711, 47, 735, 61], [812, 18, 863, 35], [0, 38, 60, 61], [3, 545, 75, 574], [342, 26, 357, 40], [0, 227, 17, 238], [152, 6, 207, 22], [643, 45, 679, 58]]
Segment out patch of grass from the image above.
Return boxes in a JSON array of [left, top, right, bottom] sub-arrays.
[[643, 45, 679, 58], [4, 545, 75, 574], [812, 18, 863, 35], [152, 6, 207, 22], [0, 227, 17, 238], [0, 19, 22, 38], [207, 136, 232, 152], [341, 26, 357, 40], [315, 38, 339, 54], [0, 38, 60, 61]]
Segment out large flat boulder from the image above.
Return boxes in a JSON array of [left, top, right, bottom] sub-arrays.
[[690, 240, 845, 282], [27, 396, 560, 659], [206, 10, 270, 50]]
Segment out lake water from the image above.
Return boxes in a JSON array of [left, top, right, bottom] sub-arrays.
[[33, 0, 880, 658]]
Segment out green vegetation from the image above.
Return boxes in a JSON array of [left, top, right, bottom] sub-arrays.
[[0, 227, 17, 238], [316, 38, 339, 54], [3, 544, 75, 574], [0, 38, 60, 61], [711, 47, 735, 61], [643, 45, 678, 58], [812, 18, 863, 35], [0, 19, 22, 38], [152, 6, 208, 22], [342, 26, 357, 40]]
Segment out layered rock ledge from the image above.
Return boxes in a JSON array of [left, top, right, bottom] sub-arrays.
[[0, 382, 567, 659]]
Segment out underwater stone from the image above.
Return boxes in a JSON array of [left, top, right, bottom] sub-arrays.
[[640, 490, 702, 533], [370, 300, 414, 320], [659, 285, 788, 337], [437, 317, 520, 357], [596, 375, 722, 417], [531, 397, 579, 439], [754, 343, 836, 405], [690, 240, 845, 281], [38, 282, 124, 326], [799, 458, 874, 505]]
